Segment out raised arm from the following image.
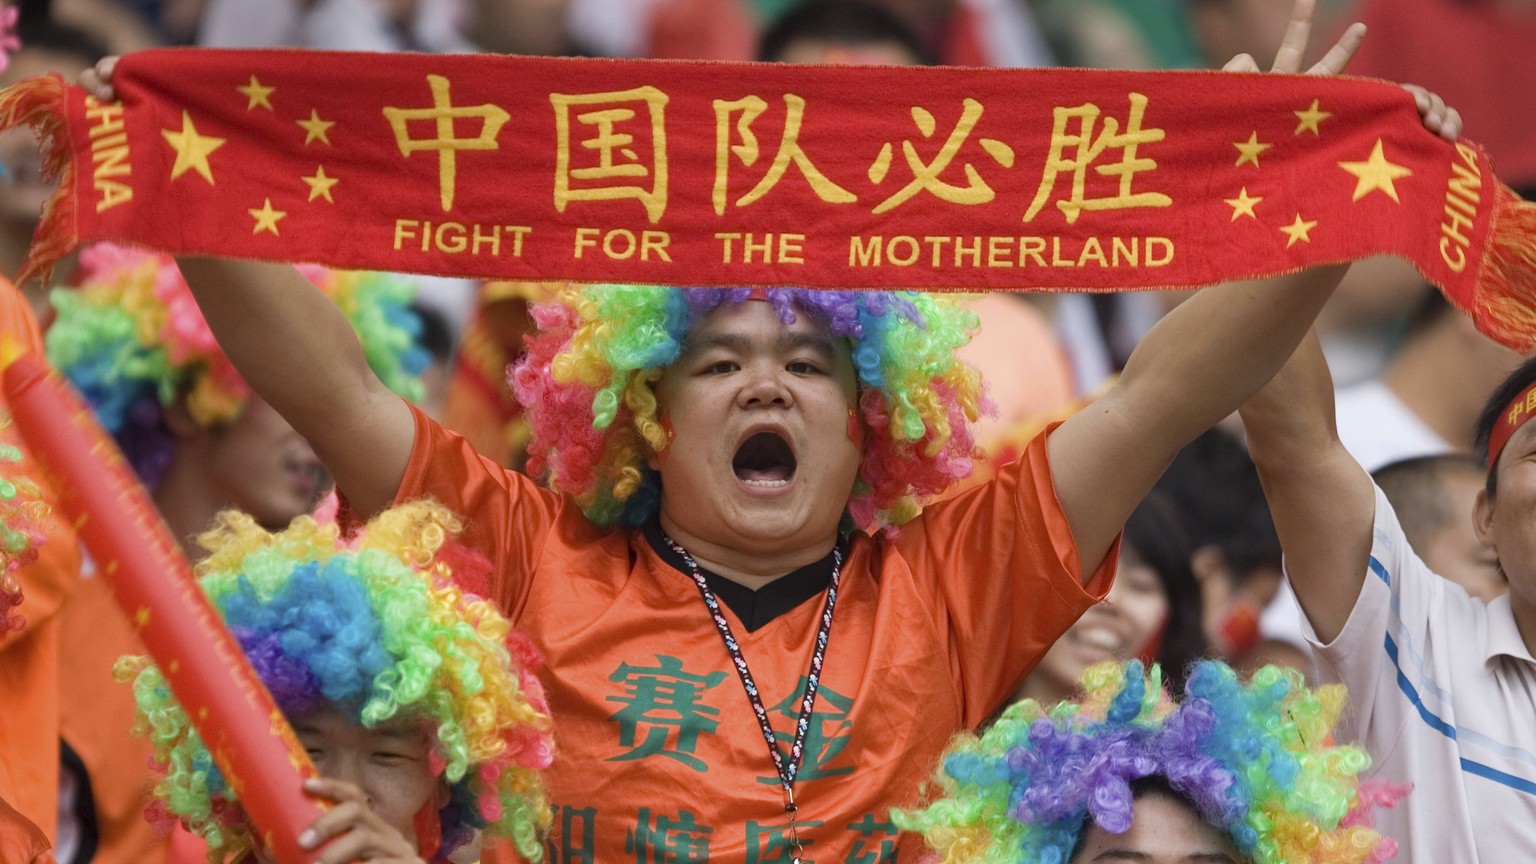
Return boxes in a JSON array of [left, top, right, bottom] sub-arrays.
[[1045, 0, 1460, 582], [1049, 266, 1344, 580], [1239, 332, 1374, 643], [79, 60, 416, 517], [174, 258, 415, 518]]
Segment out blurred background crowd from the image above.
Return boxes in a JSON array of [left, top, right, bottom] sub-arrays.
[[1, 0, 1533, 862]]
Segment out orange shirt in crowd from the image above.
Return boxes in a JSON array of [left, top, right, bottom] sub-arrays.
[[57, 569, 169, 864], [0, 279, 81, 839], [369, 404, 1116, 863]]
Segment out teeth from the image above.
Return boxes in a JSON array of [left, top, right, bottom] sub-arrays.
[[1075, 627, 1122, 652], [741, 478, 791, 488]]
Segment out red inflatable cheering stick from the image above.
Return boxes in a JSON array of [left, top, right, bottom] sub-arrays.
[[2, 351, 325, 864]]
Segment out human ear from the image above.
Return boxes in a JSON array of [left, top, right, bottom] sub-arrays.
[[1473, 487, 1496, 546]]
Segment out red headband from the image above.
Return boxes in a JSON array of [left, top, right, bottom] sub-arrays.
[[1488, 379, 1536, 466]]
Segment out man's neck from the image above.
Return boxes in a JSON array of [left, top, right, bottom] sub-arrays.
[[1512, 592, 1536, 659], [657, 512, 835, 590]]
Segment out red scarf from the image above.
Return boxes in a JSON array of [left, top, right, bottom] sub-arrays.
[[3, 50, 1535, 348]]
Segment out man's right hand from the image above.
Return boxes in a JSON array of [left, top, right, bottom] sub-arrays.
[[80, 56, 118, 103]]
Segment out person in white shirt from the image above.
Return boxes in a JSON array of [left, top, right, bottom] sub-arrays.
[[1241, 332, 1536, 861]]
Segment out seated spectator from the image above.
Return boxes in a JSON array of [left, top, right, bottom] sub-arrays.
[[1152, 429, 1291, 665], [117, 501, 554, 863], [1336, 292, 1520, 471], [897, 658, 1404, 864], [1014, 492, 1207, 703], [1372, 454, 1504, 601]]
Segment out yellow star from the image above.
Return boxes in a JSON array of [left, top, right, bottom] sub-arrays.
[[302, 166, 339, 203], [1225, 187, 1263, 221], [237, 75, 275, 111], [1338, 139, 1414, 203], [1280, 213, 1318, 247], [133, 605, 151, 628], [296, 109, 335, 145], [1294, 99, 1332, 136], [160, 111, 226, 184], [249, 198, 288, 235], [1233, 132, 1271, 168]]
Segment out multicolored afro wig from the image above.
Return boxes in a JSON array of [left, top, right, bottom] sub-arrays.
[[116, 500, 554, 862], [45, 244, 429, 487], [0, 413, 45, 634], [894, 660, 1406, 864], [511, 285, 985, 532]]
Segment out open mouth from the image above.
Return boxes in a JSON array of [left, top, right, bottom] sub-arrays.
[[732, 431, 797, 488]]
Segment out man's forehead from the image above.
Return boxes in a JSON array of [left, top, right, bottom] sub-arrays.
[[685, 301, 839, 344]]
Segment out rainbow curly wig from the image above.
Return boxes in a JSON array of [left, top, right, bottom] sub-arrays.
[[45, 244, 429, 486], [510, 285, 984, 532], [116, 501, 554, 862], [894, 660, 1406, 864], [0, 413, 46, 634]]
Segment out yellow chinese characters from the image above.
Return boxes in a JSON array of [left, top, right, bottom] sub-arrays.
[[551, 87, 669, 224], [383, 75, 511, 212], [712, 94, 855, 215], [1024, 93, 1171, 224], [868, 98, 1014, 215]]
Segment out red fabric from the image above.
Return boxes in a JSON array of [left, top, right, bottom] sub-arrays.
[[379, 404, 1115, 863], [1343, 0, 1536, 188], [1487, 377, 1536, 466], [1, 51, 1533, 346]]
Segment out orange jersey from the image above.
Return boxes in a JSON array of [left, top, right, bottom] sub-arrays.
[[0, 279, 81, 837], [0, 795, 56, 864], [57, 570, 169, 864], [380, 404, 1115, 863]]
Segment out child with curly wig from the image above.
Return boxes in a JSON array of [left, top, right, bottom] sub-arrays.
[[77, 3, 1466, 859], [43, 244, 431, 864], [118, 500, 554, 864], [896, 659, 1405, 864]]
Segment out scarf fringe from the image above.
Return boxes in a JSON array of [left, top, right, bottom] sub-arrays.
[[1477, 184, 1536, 353], [0, 74, 77, 287]]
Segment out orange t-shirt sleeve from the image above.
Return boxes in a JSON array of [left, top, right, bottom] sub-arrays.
[[0, 795, 56, 864], [387, 401, 562, 616], [898, 422, 1117, 725]]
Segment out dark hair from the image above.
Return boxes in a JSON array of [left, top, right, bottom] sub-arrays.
[[758, 0, 934, 65], [13, 15, 110, 65], [1154, 428, 1281, 584], [1125, 491, 1207, 695], [1372, 453, 1483, 548], [1069, 776, 1215, 863], [409, 301, 454, 363], [1473, 355, 1536, 496]]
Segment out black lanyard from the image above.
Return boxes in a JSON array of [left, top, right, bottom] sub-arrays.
[[664, 535, 843, 863]]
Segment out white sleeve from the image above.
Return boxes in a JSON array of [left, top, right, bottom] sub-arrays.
[[1301, 485, 1476, 756]]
